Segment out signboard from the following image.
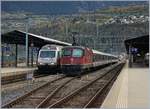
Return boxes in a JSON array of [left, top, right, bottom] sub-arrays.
[[33, 48, 39, 53], [131, 47, 138, 54], [6, 46, 10, 51], [2, 46, 10, 52]]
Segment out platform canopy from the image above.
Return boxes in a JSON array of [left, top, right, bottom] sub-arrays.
[[124, 35, 149, 54], [2, 30, 71, 47]]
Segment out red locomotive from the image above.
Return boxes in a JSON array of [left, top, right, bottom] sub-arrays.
[[60, 46, 118, 75]]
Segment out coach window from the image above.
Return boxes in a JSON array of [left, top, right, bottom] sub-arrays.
[[102, 55, 104, 60], [99, 55, 102, 60]]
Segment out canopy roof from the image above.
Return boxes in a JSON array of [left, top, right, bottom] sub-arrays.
[[124, 35, 149, 54], [2, 30, 71, 48], [2, 30, 118, 57]]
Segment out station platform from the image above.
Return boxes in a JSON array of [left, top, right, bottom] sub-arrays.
[[1, 67, 37, 77], [1, 67, 38, 85], [101, 61, 149, 108]]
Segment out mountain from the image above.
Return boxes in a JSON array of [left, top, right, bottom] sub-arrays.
[[2, 1, 148, 15], [1, 1, 149, 55]]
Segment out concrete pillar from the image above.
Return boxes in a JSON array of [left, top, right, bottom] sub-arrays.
[[15, 44, 18, 67], [25, 17, 29, 67], [31, 47, 33, 67], [129, 44, 132, 67], [27, 46, 29, 67], [1, 46, 4, 67], [36, 47, 40, 65]]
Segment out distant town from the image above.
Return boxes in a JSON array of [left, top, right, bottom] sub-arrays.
[[104, 15, 149, 25]]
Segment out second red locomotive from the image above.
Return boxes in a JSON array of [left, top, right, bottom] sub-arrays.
[[60, 46, 118, 75]]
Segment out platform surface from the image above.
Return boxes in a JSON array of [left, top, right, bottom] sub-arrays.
[[101, 61, 149, 108], [1, 67, 37, 77]]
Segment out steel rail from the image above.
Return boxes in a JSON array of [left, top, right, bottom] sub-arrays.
[[36, 77, 76, 108], [48, 64, 121, 108], [84, 64, 124, 108], [2, 75, 65, 108]]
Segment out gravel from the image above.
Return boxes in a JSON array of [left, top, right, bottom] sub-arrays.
[[43, 64, 119, 107], [1, 74, 63, 105], [2, 63, 119, 107]]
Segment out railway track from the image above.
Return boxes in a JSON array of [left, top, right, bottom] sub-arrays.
[[84, 64, 124, 108], [2, 75, 70, 108], [47, 63, 124, 108], [2, 63, 124, 108]]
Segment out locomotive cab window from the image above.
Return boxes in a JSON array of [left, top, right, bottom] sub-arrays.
[[72, 49, 84, 57], [40, 51, 56, 58], [62, 49, 72, 56]]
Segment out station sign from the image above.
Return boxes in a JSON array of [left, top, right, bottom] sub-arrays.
[[131, 47, 138, 54], [2, 46, 10, 52], [33, 48, 39, 53]]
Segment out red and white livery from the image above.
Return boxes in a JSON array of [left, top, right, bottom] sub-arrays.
[[60, 46, 118, 75]]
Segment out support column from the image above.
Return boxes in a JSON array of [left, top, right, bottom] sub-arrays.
[[36, 47, 39, 65], [31, 46, 33, 67], [129, 44, 132, 67], [26, 17, 29, 67], [1, 46, 4, 67], [15, 44, 18, 67], [27, 46, 29, 67]]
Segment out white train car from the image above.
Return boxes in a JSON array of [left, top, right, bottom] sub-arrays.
[[37, 44, 63, 71], [92, 50, 118, 67]]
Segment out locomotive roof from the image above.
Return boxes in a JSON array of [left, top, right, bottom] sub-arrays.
[[62, 46, 86, 49], [41, 44, 62, 48], [41, 44, 62, 50], [62, 46, 117, 58]]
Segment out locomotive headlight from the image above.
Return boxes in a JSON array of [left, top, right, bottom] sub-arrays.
[[71, 58, 74, 61], [51, 62, 55, 65], [38, 63, 43, 65]]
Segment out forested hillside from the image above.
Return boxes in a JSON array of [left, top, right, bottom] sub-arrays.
[[2, 3, 149, 54]]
